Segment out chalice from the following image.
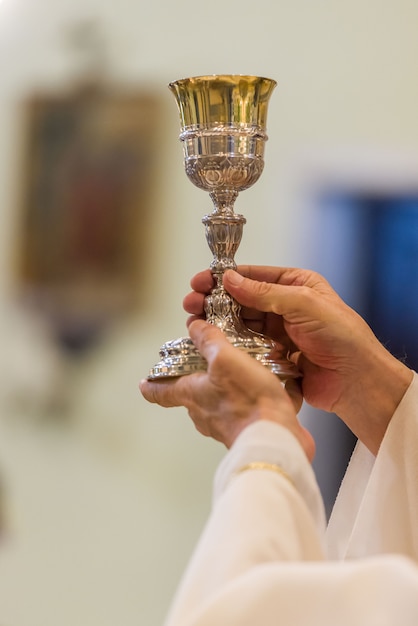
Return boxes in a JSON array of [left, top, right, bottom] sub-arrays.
[[148, 75, 299, 381]]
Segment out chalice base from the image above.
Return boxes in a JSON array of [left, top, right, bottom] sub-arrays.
[[147, 330, 300, 381]]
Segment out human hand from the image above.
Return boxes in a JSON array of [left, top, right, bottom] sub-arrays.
[[140, 320, 315, 459], [184, 266, 413, 454]]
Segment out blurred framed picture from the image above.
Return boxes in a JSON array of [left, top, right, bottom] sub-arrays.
[[15, 85, 160, 351]]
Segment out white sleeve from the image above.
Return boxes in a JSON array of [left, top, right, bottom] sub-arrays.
[[164, 420, 418, 626], [327, 372, 418, 560]]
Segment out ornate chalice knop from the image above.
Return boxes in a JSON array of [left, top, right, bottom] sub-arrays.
[[148, 75, 299, 381]]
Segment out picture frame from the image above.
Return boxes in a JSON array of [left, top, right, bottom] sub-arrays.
[[15, 84, 160, 351]]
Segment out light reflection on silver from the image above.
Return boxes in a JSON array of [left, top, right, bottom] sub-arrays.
[[148, 75, 299, 381]]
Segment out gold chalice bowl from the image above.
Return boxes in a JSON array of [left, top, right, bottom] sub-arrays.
[[148, 75, 299, 380]]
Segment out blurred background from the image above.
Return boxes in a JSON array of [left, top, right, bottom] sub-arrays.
[[0, 0, 418, 624]]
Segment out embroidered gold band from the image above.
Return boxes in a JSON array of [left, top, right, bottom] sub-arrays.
[[236, 462, 295, 488]]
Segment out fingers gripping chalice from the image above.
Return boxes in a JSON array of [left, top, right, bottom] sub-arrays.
[[148, 75, 299, 381]]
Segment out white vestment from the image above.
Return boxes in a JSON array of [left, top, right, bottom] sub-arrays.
[[164, 373, 418, 626]]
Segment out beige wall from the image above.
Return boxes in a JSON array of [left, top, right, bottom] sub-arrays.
[[1, 1, 418, 624]]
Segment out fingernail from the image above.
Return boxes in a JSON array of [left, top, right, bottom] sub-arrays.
[[225, 270, 244, 286]]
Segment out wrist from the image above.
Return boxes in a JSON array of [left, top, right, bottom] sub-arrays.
[[338, 343, 413, 455], [214, 420, 326, 531]]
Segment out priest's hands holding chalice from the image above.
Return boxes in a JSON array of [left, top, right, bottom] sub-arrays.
[[140, 265, 413, 457], [141, 317, 314, 458]]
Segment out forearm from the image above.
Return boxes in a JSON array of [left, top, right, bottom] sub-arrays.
[[165, 422, 326, 626], [164, 419, 418, 626]]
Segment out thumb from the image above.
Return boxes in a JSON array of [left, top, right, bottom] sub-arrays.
[[223, 269, 324, 322], [223, 269, 284, 314], [188, 319, 231, 362], [188, 319, 273, 385]]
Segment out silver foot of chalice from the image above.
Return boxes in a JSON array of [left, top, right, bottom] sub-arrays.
[[148, 75, 299, 381]]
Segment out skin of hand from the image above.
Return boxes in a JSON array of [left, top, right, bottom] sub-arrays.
[[183, 267, 413, 455], [140, 320, 316, 460]]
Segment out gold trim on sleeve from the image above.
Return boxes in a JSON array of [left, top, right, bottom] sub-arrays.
[[235, 462, 295, 488]]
